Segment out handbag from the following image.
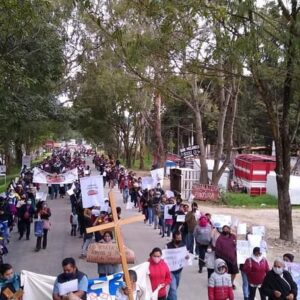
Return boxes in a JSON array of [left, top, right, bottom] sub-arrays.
[[86, 243, 135, 264], [43, 220, 51, 230], [34, 220, 44, 237]]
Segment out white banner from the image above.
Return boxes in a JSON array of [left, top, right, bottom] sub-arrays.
[[21, 262, 156, 300], [162, 246, 189, 272], [150, 168, 164, 186], [211, 214, 231, 227], [252, 226, 265, 236], [164, 204, 173, 220], [33, 168, 78, 184], [80, 175, 104, 208], [22, 155, 31, 168], [237, 223, 247, 235], [237, 240, 251, 265], [142, 177, 155, 190]]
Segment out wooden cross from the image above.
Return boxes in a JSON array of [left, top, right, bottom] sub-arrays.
[[86, 191, 144, 300]]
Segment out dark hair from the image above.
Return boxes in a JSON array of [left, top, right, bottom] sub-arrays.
[[128, 270, 137, 282], [283, 253, 294, 262], [0, 264, 12, 275], [150, 247, 162, 257], [62, 257, 76, 267], [253, 247, 261, 254], [103, 231, 113, 239], [172, 231, 182, 240]]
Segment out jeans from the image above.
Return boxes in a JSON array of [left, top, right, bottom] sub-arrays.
[[81, 234, 93, 255], [186, 232, 194, 254], [165, 223, 172, 237], [167, 271, 182, 300], [197, 243, 208, 271], [153, 214, 159, 229], [19, 220, 31, 239], [249, 286, 265, 300], [147, 207, 154, 224], [241, 271, 249, 298], [36, 229, 48, 250]]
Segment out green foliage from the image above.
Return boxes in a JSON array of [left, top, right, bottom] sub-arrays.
[[223, 192, 278, 208]]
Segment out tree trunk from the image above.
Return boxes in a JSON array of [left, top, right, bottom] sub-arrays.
[[152, 91, 165, 168], [139, 118, 146, 170], [212, 76, 240, 186], [15, 140, 23, 167], [212, 74, 231, 185], [194, 104, 209, 184]]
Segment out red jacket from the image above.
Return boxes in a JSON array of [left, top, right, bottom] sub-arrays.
[[148, 258, 171, 297], [243, 257, 269, 285]]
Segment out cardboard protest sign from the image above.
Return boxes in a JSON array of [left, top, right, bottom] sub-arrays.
[[237, 240, 251, 264], [162, 246, 189, 272], [141, 177, 154, 190], [211, 214, 231, 227], [86, 243, 135, 264], [165, 190, 175, 199], [80, 175, 104, 208], [164, 204, 173, 220], [150, 168, 164, 186], [252, 225, 266, 236], [237, 223, 247, 235], [248, 234, 262, 251]]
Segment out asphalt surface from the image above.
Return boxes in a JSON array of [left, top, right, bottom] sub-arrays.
[[6, 160, 244, 299]]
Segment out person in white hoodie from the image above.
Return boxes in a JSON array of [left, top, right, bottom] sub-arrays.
[[208, 259, 234, 300]]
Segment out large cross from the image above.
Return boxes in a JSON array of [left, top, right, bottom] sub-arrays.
[[86, 191, 144, 300]]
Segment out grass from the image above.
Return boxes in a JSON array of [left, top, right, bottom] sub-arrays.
[[222, 192, 278, 208], [0, 166, 20, 193]]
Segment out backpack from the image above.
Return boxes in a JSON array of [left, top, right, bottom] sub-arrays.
[[195, 225, 212, 245]]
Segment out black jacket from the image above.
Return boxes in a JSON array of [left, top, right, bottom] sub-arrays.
[[261, 269, 297, 300]]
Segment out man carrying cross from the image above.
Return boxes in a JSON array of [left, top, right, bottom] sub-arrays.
[[86, 191, 144, 300]]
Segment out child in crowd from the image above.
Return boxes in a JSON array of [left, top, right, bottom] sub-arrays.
[[115, 270, 144, 300], [70, 210, 78, 236], [208, 259, 234, 300], [205, 244, 215, 279]]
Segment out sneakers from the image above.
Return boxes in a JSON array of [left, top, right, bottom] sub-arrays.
[[79, 254, 86, 259]]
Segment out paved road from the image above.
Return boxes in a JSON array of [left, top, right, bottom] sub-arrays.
[[7, 160, 244, 299]]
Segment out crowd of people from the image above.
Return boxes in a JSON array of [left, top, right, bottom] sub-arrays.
[[0, 149, 298, 300], [88, 160, 298, 300]]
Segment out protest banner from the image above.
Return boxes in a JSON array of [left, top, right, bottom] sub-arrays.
[[33, 168, 78, 185], [142, 177, 154, 190], [164, 204, 173, 220], [162, 246, 189, 272], [150, 168, 164, 186], [86, 243, 135, 264], [191, 184, 220, 201], [165, 190, 175, 199], [80, 175, 104, 208], [237, 240, 251, 264], [35, 192, 47, 201], [22, 155, 31, 168], [237, 223, 247, 235], [211, 214, 231, 227], [21, 262, 155, 300], [248, 234, 262, 250], [252, 225, 266, 236]]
